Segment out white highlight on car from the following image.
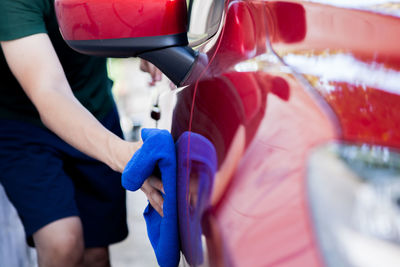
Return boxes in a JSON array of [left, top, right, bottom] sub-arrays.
[[304, 0, 400, 17], [283, 53, 400, 96], [305, 0, 400, 8]]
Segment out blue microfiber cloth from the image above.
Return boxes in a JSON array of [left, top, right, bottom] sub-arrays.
[[121, 128, 180, 267], [176, 132, 217, 266]]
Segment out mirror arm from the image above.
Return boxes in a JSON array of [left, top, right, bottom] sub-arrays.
[[138, 46, 198, 86]]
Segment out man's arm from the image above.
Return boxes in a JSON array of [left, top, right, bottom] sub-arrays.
[[1, 33, 134, 172], [1, 33, 164, 215]]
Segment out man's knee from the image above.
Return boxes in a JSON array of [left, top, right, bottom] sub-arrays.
[[46, 232, 84, 265], [33, 217, 84, 267]]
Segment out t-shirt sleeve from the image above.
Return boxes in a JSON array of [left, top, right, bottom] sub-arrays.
[[0, 0, 49, 41]]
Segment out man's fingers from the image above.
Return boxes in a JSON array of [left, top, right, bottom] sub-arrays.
[[148, 176, 165, 194], [154, 69, 162, 82], [141, 180, 164, 217], [149, 68, 162, 84], [169, 81, 177, 90], [150, 190, 164, 217], [139, 59, 162, 86], [139, 59, 152, 72], [139, 59, 147, 72]]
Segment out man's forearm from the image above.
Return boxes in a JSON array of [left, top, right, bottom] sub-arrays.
[[34, 86, 139, 173]]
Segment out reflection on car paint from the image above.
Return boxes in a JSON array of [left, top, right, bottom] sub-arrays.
[[283, 53, 400, 95], [265, 2, 307, 44], [268, 1, 400, 147], [268, 1, 400, 69], [302, 0, 400, 17]]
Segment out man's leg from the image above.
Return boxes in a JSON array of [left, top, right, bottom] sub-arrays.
[[33, 217, 84, 267], [0, 119, 118, 267], [84, 248, 110, 267], [33, 217, 111, 267]]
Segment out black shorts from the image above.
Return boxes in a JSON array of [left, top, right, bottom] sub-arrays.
[[0, 107, 128, 247]]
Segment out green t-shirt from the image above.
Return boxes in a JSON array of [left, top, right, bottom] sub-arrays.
[[0, 0, 114, 126]]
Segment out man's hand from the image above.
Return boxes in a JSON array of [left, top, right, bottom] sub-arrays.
[[139, 59, 162, 86], [121, 129, 175, 218], [141, 176, 165, 217]]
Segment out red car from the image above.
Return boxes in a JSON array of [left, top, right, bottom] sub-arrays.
[[56, 0, 400, 266]]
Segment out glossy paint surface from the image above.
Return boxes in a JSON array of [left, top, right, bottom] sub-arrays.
[[55, 0, 187, 40], [172, 1, 337, 266], [173, 0, 400, 266], [266, 1, 400, 148]]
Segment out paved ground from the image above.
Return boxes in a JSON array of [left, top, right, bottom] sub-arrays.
[[109, 191, 158, 267]]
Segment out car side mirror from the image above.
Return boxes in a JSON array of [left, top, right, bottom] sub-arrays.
[[55, 0, 198, 85]]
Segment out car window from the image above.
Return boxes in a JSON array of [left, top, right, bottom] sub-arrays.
[[187, 0, 224, 47]]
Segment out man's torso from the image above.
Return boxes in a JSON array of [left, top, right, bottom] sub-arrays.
[[0, 0, 114, 126]]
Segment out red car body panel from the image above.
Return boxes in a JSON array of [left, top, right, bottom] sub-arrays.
[[55, 0, 187, 40], [173, 1, 337, 266], [267, 2, 400, 68], [325, 83, 400, 148], [175, 71, 337, 266], [174, 1, 400, 266], [266, 1, 400, 148]]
